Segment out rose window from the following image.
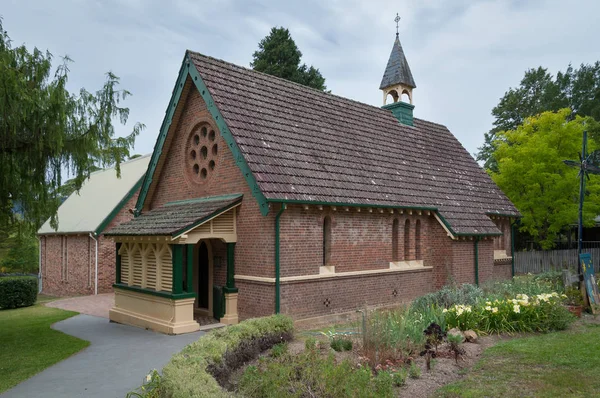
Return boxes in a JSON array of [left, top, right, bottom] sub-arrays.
[[186, 123, 218, 183]]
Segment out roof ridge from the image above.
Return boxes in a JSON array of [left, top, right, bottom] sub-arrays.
[[187, 50, 443, 129]]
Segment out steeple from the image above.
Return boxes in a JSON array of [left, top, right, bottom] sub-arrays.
[[380, 13, 416, 105]]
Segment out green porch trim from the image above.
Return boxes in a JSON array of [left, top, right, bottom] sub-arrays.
[[186, 244, 194, 293], [172, 245, 184, 294], [115, 243, 122, 284], [170, 198, 243, 238], [134, 54, 191, 216], [95, 176, 145, 235], [186, 53, 270, 217], [113, 283, 195, 300], [224, 242, 237, 293]]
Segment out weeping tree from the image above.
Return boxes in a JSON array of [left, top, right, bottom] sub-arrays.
[[0, 19, 143, 230]]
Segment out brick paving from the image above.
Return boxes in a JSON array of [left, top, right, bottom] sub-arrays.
[[45, 293, 114, 319]]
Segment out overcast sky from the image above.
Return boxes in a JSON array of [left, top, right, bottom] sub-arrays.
[[2, 0, 600, 159]]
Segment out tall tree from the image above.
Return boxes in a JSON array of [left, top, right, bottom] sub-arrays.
[[478, 63, 600, 171], [491, 109, 600, 249], [251, 27, 327, 91], [0, 20, 143, 230]]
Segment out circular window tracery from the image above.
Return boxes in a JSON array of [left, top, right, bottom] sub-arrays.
[[186, 122, 219, 184]]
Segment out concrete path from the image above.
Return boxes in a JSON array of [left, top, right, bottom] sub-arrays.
[[46, 293, 114, 318], [1, 315, 204, 398]]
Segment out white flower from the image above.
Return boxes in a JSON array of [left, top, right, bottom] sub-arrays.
[[513, 304, 521, 313], [442, 308, 448, 313], [492, 307, 498, 313], [146, 374, 152, 383], [486, 301, 492, 306], [485, 306, 492, 311]]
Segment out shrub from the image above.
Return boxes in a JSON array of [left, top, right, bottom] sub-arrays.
[[271, 342, 288, 358], [411, 283, 484, 312], [391, 368, 408, 386], [408, 362, 421, 379], [135, 315, 294, 398], [238, 342, 394, 398], [0, 276, 37, 309], [482, 273, 564, 301], [330, 337, 352, 352]]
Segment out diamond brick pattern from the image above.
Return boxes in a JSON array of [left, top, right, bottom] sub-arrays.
[[188, 52, 519, 235]]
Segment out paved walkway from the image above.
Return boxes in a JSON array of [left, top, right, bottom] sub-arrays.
[[1, 315, 204, 398], [46, 293, 114, 318]]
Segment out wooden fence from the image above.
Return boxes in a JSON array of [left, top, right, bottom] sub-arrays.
[[514, 248, 600, 274]]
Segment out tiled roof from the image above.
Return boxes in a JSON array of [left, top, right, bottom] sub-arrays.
[[188, 52, 519, 235], [105, 194, 242, 236], [379, 35, 416, 89]]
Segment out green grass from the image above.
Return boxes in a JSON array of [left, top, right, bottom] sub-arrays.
[[0, 303, 89, 393], [436, 323, 600, 398]]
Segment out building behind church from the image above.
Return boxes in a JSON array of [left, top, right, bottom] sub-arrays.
[[105, 31, 519, 334]]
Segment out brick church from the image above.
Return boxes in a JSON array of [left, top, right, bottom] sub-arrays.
[[105, 31, 519, 334]]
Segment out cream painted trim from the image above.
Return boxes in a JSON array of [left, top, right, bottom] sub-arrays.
[[434, 213, 456, 239], [235, 265, 433, 284], [175, 204, 240, 241], [389, 260, 425, 269]]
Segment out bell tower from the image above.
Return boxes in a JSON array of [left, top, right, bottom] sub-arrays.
[[380, 14, 416, 106]]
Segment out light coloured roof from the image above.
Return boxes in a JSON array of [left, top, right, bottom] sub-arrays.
[[38, 155, 151, 235]]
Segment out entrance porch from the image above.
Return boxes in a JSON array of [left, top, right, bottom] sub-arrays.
[[105, 194, 242, 334]]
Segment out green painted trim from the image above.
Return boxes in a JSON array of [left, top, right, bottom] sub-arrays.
[[172, 245, 184, 294], [223, 286, 239, 294], [186, 53, 270, 216], [474, 238, 480, 286], [274, 204, 287, 314], [382, 101, 415, 126], [115, 243, 122, 284], [134, 54, 191, 216], [165, 193, 243, 207], [95, 176, 144, 235], [113, 283, 195, 300], [170, 198, 242, 238], [186, 245, 194, 293], [226, 242, 236, 290], [510, 220, 518, 277]]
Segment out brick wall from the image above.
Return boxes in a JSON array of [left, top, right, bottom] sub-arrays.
[[40, 188, 140, 296]]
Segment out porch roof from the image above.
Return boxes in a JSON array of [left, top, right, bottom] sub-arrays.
[[105, 194, 242, 237]]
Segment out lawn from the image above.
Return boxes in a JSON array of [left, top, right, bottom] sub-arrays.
[[436, 322, 600, 398], [0, 303, 90, 393]]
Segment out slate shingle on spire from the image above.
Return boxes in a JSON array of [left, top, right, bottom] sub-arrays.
[[379, 35, 416, 90]]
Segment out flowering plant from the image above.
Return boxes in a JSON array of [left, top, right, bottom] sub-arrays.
[[126, 369, 162, 398], [444, 292, 573, 334]]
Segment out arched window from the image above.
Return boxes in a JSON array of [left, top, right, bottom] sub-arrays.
[[323, 216, 332, 266], [415, 220, 421, 259], [404, 219, 411, 260], [392, 219, 399, 261]]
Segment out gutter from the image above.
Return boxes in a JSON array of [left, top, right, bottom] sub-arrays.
[[89, 233, 99, 295], [474, 237, 480, 286], [274, 203, 287, 314]]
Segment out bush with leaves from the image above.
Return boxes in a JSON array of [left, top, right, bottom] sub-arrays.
[[0, 276, 37, 309]]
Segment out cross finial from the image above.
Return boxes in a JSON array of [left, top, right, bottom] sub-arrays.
[[394, 13, 401, 36]]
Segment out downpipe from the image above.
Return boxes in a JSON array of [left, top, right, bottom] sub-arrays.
[[274, 203, 287, 314], [89, 233, 98, 295]]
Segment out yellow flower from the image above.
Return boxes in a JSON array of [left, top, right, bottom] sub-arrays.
[[513, 304, 521, 313], [485, 306, 492, 311], [486, 301, 492, 306], [492, 307, 498, 313], [442, 308, 448, 313]]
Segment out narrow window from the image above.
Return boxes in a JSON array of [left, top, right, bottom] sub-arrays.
[[392, 219, 399, 261], [415, 220, 422, 259], [323, 216, 332, 266], [404, 219, 411, 260]]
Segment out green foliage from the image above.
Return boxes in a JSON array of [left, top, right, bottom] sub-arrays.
[[251, 27, 327, 91], [482, 273, 564, 301], [126, 369, 162, 398], [411, 283, 485, 313], [157, 315, 294, 398], [271, 342, 288, 358], [563, 286, 585, 306], [238, 342, 394, 398], [408, 362, 421, 379], [0, 276, 37, 309], [0, 20, 143, 230], [491, 109, 600, 248], [330, 337, 353, 352], [444, 293, 575, 334], [391, 368, 408, 387], [477, 63, 600, 171], [0, 220, 38, 274]]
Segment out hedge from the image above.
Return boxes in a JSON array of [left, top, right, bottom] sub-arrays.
[[160, 314, 294, 398], [0, 276, 38, 309]]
